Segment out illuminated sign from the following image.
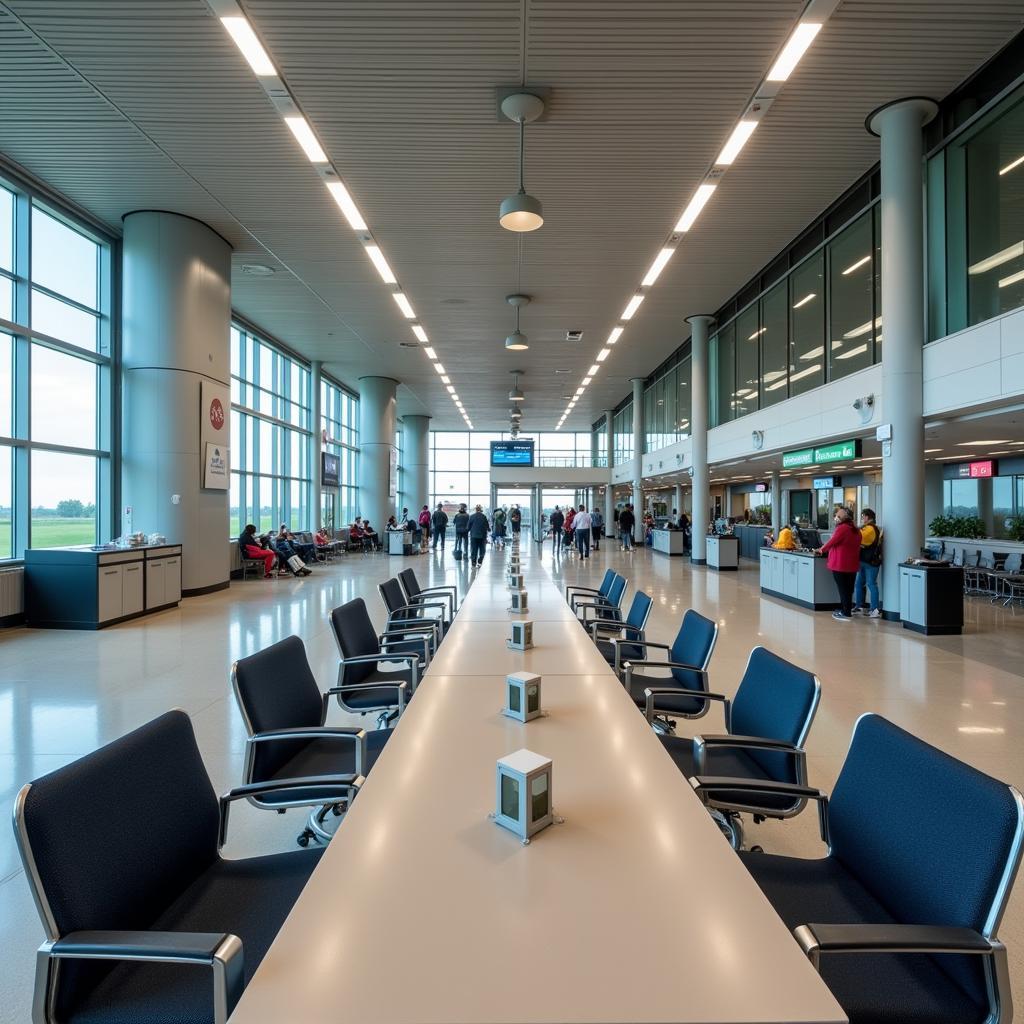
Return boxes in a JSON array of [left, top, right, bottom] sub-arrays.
[[957, 460, 995, 479], [813, 476, 841, 490], [782, 438, 861, 469]]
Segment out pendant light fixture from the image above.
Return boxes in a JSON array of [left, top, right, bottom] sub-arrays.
[[505, 293, 531, 350], [499, 93, 545, 232], [509, 372, 525, 403]]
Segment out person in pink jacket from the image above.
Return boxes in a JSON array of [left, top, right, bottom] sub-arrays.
[[817, 507, 862, 621]]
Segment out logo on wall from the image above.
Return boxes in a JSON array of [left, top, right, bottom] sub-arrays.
[[209, 397, 225, 431]]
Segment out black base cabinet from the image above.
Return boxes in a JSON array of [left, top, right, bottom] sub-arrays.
[[898, 563, 964, 636]]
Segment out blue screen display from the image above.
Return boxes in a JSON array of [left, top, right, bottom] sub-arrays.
[[491, 441, 535, 467]]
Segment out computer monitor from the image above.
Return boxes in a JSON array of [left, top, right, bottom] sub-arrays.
[[798, 528, 822, 549]]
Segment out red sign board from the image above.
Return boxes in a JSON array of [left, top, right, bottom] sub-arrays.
[[209, 397, 225, 432], [958, 460, 994, 479]]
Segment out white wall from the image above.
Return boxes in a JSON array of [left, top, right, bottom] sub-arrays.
[[490, 466, 610, 487]]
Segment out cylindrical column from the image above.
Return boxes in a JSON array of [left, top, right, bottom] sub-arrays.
[[121, 211, 231, 595], [770, 471, 781, 534], [686, 314, 714, 565], [604, 409, 615, 536], [358, 376, 399, 536], [868, 97, 937, 618], [311, 360, 323, 525], [401, 414, 430, 516], [674, 485, 684, 519], [630, 378, 644, 540]]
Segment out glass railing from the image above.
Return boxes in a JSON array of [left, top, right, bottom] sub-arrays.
[[535, 456, 608, 468]]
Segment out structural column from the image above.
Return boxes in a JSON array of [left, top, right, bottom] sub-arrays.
[[630, 378, 645, 541], [603, 409, 615, 537], [686, 314, 714, 565], [358, 376, 399, 536], [674, 485, 684, 518], [311, 360, 323, 523], [401, 414, 430, 514], [770, 471, 781, 534], [868, 97, 937, 618], [121, 211, 232, 595]]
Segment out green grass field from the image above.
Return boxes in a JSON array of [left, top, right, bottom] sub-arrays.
[[0, 517, 97, 556]]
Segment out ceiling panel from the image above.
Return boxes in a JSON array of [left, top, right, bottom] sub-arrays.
[[1, 0, 1022, 427]]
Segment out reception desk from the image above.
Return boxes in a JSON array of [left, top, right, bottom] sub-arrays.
[[651, 528, 685, 556], [706, 534, 738, 571], [759, 547, 839, 610]]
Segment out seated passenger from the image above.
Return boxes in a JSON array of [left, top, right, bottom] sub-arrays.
[[774, 524, 798, 550], [238, 523, 277, 579]]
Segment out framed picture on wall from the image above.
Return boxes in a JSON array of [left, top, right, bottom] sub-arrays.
[[203, 442, 229, 490]]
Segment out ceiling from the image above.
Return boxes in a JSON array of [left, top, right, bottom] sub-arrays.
[[1, 1, 1022, 429]]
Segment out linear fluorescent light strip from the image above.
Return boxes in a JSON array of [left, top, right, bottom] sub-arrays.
[[423, 347, 437, 360], [836, 343, 868, 361], [792, 293, 816, 309], [998, 267, 1024, 289], [220, 16, 276, 75], [284, 116, 328, 163], [365, 245, 397, 284], [641, 247, 675, 287], [842, 254, 871, 275], [434, 363, 446, 375], [621, 295, 645, 320], [412, 325, 428, 343], [716, 120, 758, 165], [675, 183, 716, 232], [607, 326, 624, 345], [968, 241, 1024, 275], [326, 181, 367, 231], [1000, 154, 1024, 176], [588, 364, 599, 376], [596, 348, 611, 362], [392, 292, 415, 318], [766, 22, 822, 82]]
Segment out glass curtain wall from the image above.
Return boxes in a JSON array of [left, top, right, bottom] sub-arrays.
[[320, 378, 359, 526], [230, 324, 312, 536], [0, 177, 113, 558], [612, 404, 633, 463], [641, 356, 691, 453]]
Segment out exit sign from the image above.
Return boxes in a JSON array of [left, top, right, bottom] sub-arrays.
[[958, 460, 995, 479], [782, 438, 861, 469]]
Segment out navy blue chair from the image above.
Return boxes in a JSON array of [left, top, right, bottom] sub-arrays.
[[648, 646, 820, 848], [575, 573, 628, 625], [621, 609, 719, 730], [589, 590, 653, 674], [330, 598, 423, 728], [232, 635, 402, 846], [398, 567, 459, 619], [378, 577, 449, 640], [14, 710, 350, 1024], [565, 569, 616, 613], [694, 714, 1022, 1024]]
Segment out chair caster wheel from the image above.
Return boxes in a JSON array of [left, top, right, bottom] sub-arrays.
[[749, 845, 764, 853], [332, 804, 344, 817], [297, 833, 311, 847]]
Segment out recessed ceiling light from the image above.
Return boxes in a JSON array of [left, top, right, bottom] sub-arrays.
[[392, 292, 415, 319], [999, 154, 1024, 176], [924, 448, 942, 453], [423, 347, 437, 360], [325, 181, 367, 231], [446, 385, 455, 394], [766, 21, 822, 82], [284, 116, 328, 163], [588, 364, 599, 376], [220, 16, 276, 76], [998, 268, 1024, 289], [675, 183, 716, 232], [411, 325, 428, 343], [434, 362, 446, 375], [842, 255, 871, 275], [596, 348, 611, 362], [968, 241, 1024, 275], [792, 293, 816, 309], [582, 376, 592, 385], [716, 120, 758, 165], [441, 375, 450, 384], [621, 295, 645, 320], [365, 245, 397, 284], [641, 247, 675, 287], [836, 343, 868, 360], [956, 440, 1011, 446], [607, 327, 624, 345]]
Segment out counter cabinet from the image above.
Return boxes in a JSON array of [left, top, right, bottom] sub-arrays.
[[759, 548, 839, 610]]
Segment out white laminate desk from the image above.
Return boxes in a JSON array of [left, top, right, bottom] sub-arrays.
[[229, 545, 845, 1024]]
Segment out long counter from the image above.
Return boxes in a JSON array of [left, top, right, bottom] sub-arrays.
[[732, 523, 771, 560], [229, 539, 845, 1024], [759, 547, 839, 610], [651, 527, 685, 556]]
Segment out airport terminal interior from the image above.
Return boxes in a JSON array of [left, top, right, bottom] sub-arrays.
[[3, 2, 1024, 1022]]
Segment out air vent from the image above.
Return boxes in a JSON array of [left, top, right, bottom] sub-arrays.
[[399, 342, 418, 348], [565, 330, 583, 342]]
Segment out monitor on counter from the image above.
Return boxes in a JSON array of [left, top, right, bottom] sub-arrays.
[[491, 440, 535, 467], [798, 528, 822, 549]]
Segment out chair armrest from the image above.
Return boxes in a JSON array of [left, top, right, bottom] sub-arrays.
[[615, 639, 669, 656], [326, 681, 409, 711], [636, 675, 713, 717], [47, 930, 244, 1023], [593, 621, 642, 638], [579, 603, 619, 624], [793, 923, 997, 970], [691, 776, 830, 844], [387, 614, 440, 640], [248, 726, 367, 776], [405, 598, 450, 619], [219, 775, 364, 847], [692, 732, 801, 770]]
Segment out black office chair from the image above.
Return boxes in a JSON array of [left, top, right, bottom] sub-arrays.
[[14, 710, 354, 1024], [379, 576, 449, 639], [574, 573, 628, 625], [694, 714, 1023, 1024], [232, 635, 402, 846], [620, 608, 719, 731], [397, 566, 459, 619], [565, 569, 616, 613], [589, 590, 653, 675], [329, 598, 422, 729], [646, 646, 820, 849]]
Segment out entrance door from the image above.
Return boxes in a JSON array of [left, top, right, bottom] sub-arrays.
[[495, 488, 533, 537], [320, 491, 336, 533]]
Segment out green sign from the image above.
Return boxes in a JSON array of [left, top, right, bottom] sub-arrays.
[[782, 438, 860, 469]]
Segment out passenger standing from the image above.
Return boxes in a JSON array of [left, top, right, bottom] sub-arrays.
[[619, 505, 635, 550], [678, 510, 691, 552], [431, 503, 449, 551], [564, 505, 576, 552], [492, 506, 507, 548], [853, 508, 883, 618], [417, 505, 431, 552], [591, 507, 603, 551], [467, 505, 489, 566], [574, 504, 593, 559], [817, 508, 862, 621], [549, 505, 564, 552], [453, 503, 469, 560], [509, 504, 522, 539]]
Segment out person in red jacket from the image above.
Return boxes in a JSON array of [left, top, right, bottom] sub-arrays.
[[817, 507, 862, 621]]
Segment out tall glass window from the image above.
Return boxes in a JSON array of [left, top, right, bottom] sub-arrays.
[[734, 305, 760, 419], [711, 322, 736, 426], [828, 211, 876, 379], [789, 251, 826, 397], [230, 324, 312, 536], [0, 176, 112, 557], [321, 378, 359, 527], [760, 278, 789, 406], [613, 404, 633, 463]]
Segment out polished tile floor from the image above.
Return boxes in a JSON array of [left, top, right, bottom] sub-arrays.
[[1, 541, 1021, 1020]]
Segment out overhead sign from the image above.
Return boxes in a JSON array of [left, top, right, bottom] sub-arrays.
[[754, 482, 768, 493], [491, 440, 535, 467], [958, 460, 995, 479], [782, 438, 861, 469], [813, 475, 841, 490]]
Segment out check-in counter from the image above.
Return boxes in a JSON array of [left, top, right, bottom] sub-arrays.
[[732, 523, 772, 560], [651, 528, 685, 556], [899, 562, 964, 635], [759, 547, 839, 610], [706, 534, 738, 571]]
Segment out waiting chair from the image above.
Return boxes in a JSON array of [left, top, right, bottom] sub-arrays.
[[238, 539, 267, 580], [14, 710, 354, 1024], [589, 590, 653, 675], [695, 714, 1023, 1024], [398, 566, 459, 619], [232, 635, 403, 846], [646, 646, 820, 849], [574, 573, 628, 625], [379, 577, 449, 639], [565, 569, 616, 613], [621, 609, 719, 731], [329, 598, 423, 729]]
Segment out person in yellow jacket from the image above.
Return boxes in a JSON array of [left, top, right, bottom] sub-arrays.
[[774, 524, 798, 550], [853, 508, 882, 617]]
